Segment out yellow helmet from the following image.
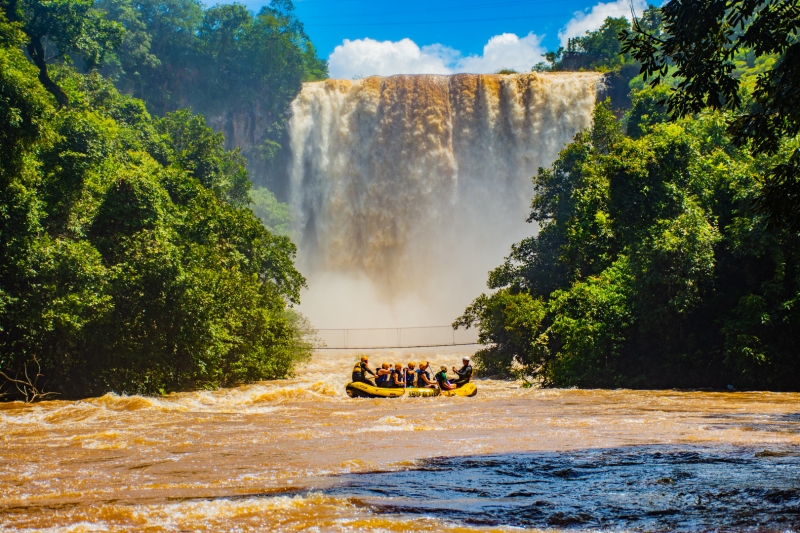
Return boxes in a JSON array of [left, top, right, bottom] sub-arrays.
[[360, 355, 368, 362]]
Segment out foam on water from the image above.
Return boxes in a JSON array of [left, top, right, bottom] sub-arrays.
[[8, 493, 540, 532], [2, 351, 800, 532]]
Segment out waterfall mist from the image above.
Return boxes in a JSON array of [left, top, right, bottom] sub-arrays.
[[288, 73, 603, 329]]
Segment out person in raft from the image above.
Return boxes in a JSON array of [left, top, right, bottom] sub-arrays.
[[389, 363, 406, 388], [417, 362, 436, 388], [351, 356, 376, 386], [451, 357, 474, 388], [375, 363, 391, 388], [435, 365, 456, 391], [406, 362, 418, 387]]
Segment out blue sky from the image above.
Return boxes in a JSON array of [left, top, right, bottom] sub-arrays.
[[231, 0, 646, 78]]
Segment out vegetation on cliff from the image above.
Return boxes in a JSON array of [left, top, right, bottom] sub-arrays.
[[97, 0, 327, 192], [623, 0, 800, 233], [458, 96, 799, 390], [0, 7, 311, 400], [99, 0, 326, 114], [537, 8, 662, 73]]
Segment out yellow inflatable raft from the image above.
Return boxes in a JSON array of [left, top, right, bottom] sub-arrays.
[[345, 382, 477, 398], [441, 382, 478, 397]]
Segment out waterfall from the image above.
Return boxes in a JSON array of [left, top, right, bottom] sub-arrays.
[[288, 72, 603, 329]]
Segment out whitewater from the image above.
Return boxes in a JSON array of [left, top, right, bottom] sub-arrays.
[[2, 350, 800, 531], [288, 73, 602, 329]]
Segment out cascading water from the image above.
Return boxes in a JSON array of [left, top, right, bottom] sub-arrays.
[[288, 72, 603, 329]]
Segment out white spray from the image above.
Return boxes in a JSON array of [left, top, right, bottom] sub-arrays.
[[288, 73, 602, 331]]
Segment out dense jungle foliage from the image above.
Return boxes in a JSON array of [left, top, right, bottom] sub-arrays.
[[623, 0, 800, 234], [98, 0, 326, 116], [0, 7, 313, 400], [457, 95, 799, 390], [459, 1, 800, 390], [96, 0, 327, 193]]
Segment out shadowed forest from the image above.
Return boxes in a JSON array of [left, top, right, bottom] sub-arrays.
[[0, 0, 324, 399], [457, 7, 800, 391], [1, 0, 799, 399]]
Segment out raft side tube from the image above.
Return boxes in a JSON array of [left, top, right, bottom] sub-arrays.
[[345, 382, 476, 398], [345, 382, 404, 398], [404, 387, 440, 398], [441, 382, 478, 397]]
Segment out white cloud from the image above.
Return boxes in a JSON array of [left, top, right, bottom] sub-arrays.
[[327, 38, 452, 79], [327, 33, 546, 79], [455, 33, 546, 74], [558, 0, 647, 47]]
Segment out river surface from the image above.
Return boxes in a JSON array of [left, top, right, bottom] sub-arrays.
[[2, 350, 799, 532]]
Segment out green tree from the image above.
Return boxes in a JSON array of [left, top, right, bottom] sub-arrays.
[[541, 7, 662, 73], [574, 17, 633, 71], [454, 290, 548, 379], [458, 93, 800, 390], [0, 20, 312, 399], [96, 0, 327, 190], [156, 109, 250, 207], [623, 1, 800, 230], [624, 83, 671, 138], [547, 256, 634, 386], [2, 0, 122, 106], [250, 186, 291, 236]]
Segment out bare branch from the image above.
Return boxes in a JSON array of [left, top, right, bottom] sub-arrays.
[[0, 356, 59, 403]]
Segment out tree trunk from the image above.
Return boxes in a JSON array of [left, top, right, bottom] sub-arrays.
[[27, 36, 69, 108]]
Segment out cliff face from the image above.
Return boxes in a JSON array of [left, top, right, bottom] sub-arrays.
[[208, 103, 293, 200], [209, 106, 268, 156], [602, 65, 640, 117]]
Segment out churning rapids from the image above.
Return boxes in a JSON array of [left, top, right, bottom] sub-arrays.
[[2, 350, 800, 532]]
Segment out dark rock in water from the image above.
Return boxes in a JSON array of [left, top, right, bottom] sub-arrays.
[[547, 511, 594, 526], [327, 445, 800, 531]]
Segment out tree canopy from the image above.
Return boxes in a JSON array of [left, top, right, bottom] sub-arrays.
[[623, 0, 800, 230], [540, 11, 662, 72], [469, 3, 800, 391], [2, 0, 122, 106], [0, 10, 312, 400], [95, 0, 327, 194], [98, 0, 326, 118], [457, 93, 800, 390]]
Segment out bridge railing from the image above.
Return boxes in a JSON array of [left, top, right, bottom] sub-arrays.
[[313, 325, 479, 350]]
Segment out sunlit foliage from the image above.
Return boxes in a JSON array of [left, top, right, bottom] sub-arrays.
[[0, 11, 311, 398], [97, 0, 327, 190], [542, 9, 662, 73], [457, 96, 800, 390], [623, 0, 800, 231]]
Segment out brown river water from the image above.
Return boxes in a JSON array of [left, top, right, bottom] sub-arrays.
[[2, 350, 799, 532]]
